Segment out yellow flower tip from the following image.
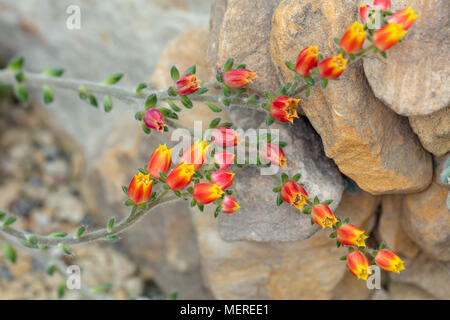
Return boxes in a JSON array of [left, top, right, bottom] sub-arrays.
[[310, 46, 319, 54]]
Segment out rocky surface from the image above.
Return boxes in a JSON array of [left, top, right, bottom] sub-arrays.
[[363, 0, 449, 116]]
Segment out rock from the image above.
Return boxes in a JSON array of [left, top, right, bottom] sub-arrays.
[[218, 118, 344, 242], [388, 282, 436, 300], [331, 272, 372, 300], [363, 0, 449, 116], [371, 289, 390, 300], [401, 175, 450, 261], [379, 195, 420, 259], [409, 107, 450, 157], [46, 187, 85, 224], [270, 0, 433, 195]]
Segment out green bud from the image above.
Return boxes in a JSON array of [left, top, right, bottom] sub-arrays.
[[7, 56, 25, 71], [103, 73, 123, 85], [223, 58, 234, 72], [103, 95, 113, 112], [42, 68, 65, 77], [107, 218, 115, 233], [13, 84, 28, 103], [2, 242, 17, 263], [205, 101, 222, 113], [43, 85, 54, 104]]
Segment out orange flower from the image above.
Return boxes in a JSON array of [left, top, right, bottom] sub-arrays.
[[214, 151, 235, 170], [270, 96, 299, 123], [295, 46, 319, 77], [193, 183, 224, 205], [210, 170, 235, 190], [373, 23, 407, 52], [144, 109, 165, 133], [175, 73, 200, 95], [165, 163, 195, 191], [260, 143, 287, 168], [360, 5, 371, 24], [347, 251, 371, 280], [373, 0, 391, 11], [311, 203, 338, 229], [221, 195, 240, 214], [388, 7, 418, 31], [337, 223, 368, 247], [375, 249, 405, 273], [319, 54, 347, 80], [147, 144, 172, 179], [212, 127, 239, 147], [223, 69, 257, 89], [128, 172, 153, 205], [281, 180, 309, 211], [179, 140, 209, 171], [340, 22, 366, 54]]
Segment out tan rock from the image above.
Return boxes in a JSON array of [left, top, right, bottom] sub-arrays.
[[270, 0, 433, 195], [363, 0, 449, 116], [389, 282, 436, 300], [409, 107, 450, 157], [379, 195, 420, 259], [331, 272, 372, 300]]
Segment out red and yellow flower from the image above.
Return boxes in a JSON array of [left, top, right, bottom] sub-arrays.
[[295, 46, 319, 77], [388, 7, 419, 31], [165, 163, 195, 191], [221, 195, 240, 214], [375, 249, 405, 273], [175, 73, 200, 95], [212, 127, 239, 147], [270, 96, 299, 123], [147, 144, 172, 179], [210, 170, 234, 190], [223, 69, 258, 89], [128, 172, 153, 205], [179, 140, 209, 171], [340, 22, 366, 54], [373, 22, 407, 52], [214, 151, 235, 170], [193, 183, 224, 205], [373, 0, 391, 11], [311, 203, 338, 229], [347, 251, 371, 280], [360, 5, 371, 24], [260, 143, 287, 168], [337, 223, 368, 247], [144, 109, 166, 132], [319, 54, 347, 80], [281, 180, 309, 211]]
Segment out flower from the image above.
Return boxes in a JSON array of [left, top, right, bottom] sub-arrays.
[[193, 183, 224, 205], [347, 251, 371, 280], [179, 140, 209, 171], [373, 0, 391, 11], [337, 223, 368, 247], [223, 69, 258, 88], [281, 180, 309, 211], [340, 22, 366, 54], [128, 172, 153, 204], [144, 109, 166, 133], [260, 143, 287, 167], [175, 73, 200, 95], [214, 151, 235, 170], [311, 203, 338, 229], [270, 96, 299, 123], [375, 249, 405, 273], [210, 170, 235, 190], [295, 46, 319, 77], [221, 195, 240, 214], [319, 54, 347, 80], [147, 144, 172, 179], [360, 5, 371, 24], [373, 23, 407, 52], [212, 127, 239, 147], [165, 163, 195, 191], [387, 7, 419, 31]]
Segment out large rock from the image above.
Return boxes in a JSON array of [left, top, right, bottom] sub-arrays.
[[363, 0, 449, 116], [270, 0, 433, 195], [388, 282, 437, 300]]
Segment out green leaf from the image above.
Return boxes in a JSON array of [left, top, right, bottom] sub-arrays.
[[103, 235, 119, 242], [220, 97, 231, 106], [272, 186, 282, 193], [329, 231, 337, 239], [380, 51, 387, 59], [135, 111, 144, 121], [167, 86, 178, 97], [305, 87, 311, 98], [195, 87, 208, 95], [0, 212, 5, 220], [205, 101, 222, 113], [184, 65, 196, 75], [75, 226, 86, 239], [264, 91, 275, 101], [169, 292, 178, 300], [209, 117, 221, 129], [2, 216, 17, 228], [198, 204, 204, 212], [216, 71, 224, 83], [136, 82, 148, 94], [302, 207, 312, 215], [276, 193, 283, 206], [349, 53, 356, 60], [292, 173, 301, 182], [265, 115, 275, 126], [43, 85, 54, 104], [88, 94, 98, 107], [103, 95, 113, 112], [304, 76, 315, 86], [13, 84, 28, 103], [167, 101, 181, 112], [224, 58, 234, 72], [281, 173, 289, 184], [107, 218, 115, 233], [145, 94, 157, 109], [7, 56, 25, 71], [223, 85, 231, 97], [214, 206, 221, 218], [340, 255, 347, 261], [59, 243, 72, 255], [42, 68, 65, 77], [278, 83, 292, 96], [334, 37, 340, 45], [15, 71, 25, 83], [103, 73, 123, 85], [47, 264, 57, 276], [180, 95, 193, 109], [2, 242, 16, 263], [170, 66, 180, 81], [323, 200, 333, 206], [78, 86, 88, 100], [285, 61, 296, 71], [379, 241, 385, 249], [93, 283, 113, 294], [311, 68, 320, 75], [321, 78, 328, 89], [235, 64, 247, 69], [313, 196, 320, 205], [48, 232, 67, 238], [278, 141, 287, 148], [58, 281, 66, 299]]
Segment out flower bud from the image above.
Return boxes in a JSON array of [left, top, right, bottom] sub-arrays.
[[210, 170, 234, 190], [337, 223, 368, 247], [347, 251, 371, 280], [281, 180, 309, 211], [373, 0, 391, 11], [375, 249, 405, 273], [340, 22, 366, 54], [128, 172, 152, 204], [312, 203, 338, 229], [373, 23, 407, 52], [166, 163, 195, 191], [212, 127, 239, 147], [360, 5, 371, 24], [193, 183, 224, 205], [175, 73, 200, 95], [260, 143, 287, 167], [214, 151, 235, 170], [144, 109, 166, 132], [387, 7, 418, 31], [179, 140, 209, 171], [270, 96, 299, 123], [319, 54, 347, 80], [223, 69, 257, 89], [221, 195, 240, 214], [295, 46, 319, 77], [147, 144, 172, 179]]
